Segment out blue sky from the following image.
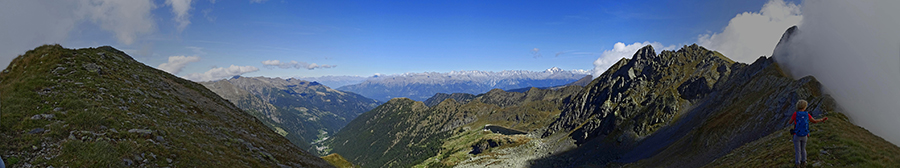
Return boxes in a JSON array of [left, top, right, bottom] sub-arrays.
[[1, 0, 802, 81]]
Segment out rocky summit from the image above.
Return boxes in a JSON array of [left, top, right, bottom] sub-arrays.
[[0, 45, 332, 167], [325, 43, 900, 168], [200, 76, 379, 154]]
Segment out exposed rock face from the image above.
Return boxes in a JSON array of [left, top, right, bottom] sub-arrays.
[[566, 75, 594, 87], [0, 45, 332, 167], [200, 76, 379, 152], [544, 44, 735, 143]]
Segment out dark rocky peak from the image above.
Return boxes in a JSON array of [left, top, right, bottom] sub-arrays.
[[776, 25, 798, 47], [715, 56, 776, 90], [544, 44, 735, 143], [630, 45, 656, 61], [771, 26, 802, 78]]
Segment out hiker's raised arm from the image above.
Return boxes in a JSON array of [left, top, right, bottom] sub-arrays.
[[812, 116, 828, 123]]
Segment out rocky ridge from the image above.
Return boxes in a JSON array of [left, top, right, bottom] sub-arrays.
[[544, 44, 734, 142]]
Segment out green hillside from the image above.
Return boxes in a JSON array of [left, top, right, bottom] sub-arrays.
[[0, 45, 332, 167], [704, 112, 900, 167], [201, 77, 379, 153], [327, 86, 582, 168]]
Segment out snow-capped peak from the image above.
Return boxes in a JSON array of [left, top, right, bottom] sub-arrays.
[[546, 67, 563, 73]]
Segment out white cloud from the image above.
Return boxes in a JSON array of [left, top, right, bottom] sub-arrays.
[[262, 60, 336, 70], [697, 0, 802, 63], [185, 65, 259, 81], [0, 0, 156, 70], [165, 0, 193, 32], [76, 0, 157, 45], [592, 42, 675, 77], [250, 0, 267, 4], [158, 56, 200, 74]]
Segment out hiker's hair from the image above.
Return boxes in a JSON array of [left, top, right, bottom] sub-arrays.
[[797, 100, 808, 111]]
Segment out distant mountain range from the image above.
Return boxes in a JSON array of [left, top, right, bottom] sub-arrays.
[[200, 77, 379, 153], [335, 67, 590, 102], [292, 76, 367, 89], [0, 45, 332, 167]]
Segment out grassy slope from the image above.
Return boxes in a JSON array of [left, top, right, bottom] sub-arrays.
[[705, 112, 900, 167], [0, 45, 331, 167], [328, 86, 580, 168], [328, 98, 448, 168]]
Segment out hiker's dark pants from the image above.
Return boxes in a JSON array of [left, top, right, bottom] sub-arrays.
[[793, 135, 808, 165]]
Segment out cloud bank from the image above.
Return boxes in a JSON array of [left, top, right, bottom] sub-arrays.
[[697, 0, 802, 63], [158, 56, 200, 74], [186, 65, 259, 81], [591, 42, 675, 78], [773, 0, 900, 145], [262, 60, 336, 70]]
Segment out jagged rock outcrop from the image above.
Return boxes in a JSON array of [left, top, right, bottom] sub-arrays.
[[544, 44, 734, 143], [565, 75, 594, 87], [0, 45, 332, 167]]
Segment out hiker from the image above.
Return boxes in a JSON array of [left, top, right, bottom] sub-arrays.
[[788, 100, 827, 167]]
